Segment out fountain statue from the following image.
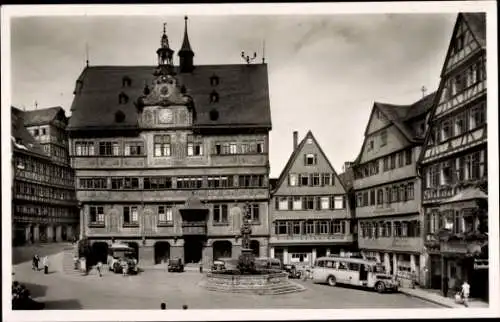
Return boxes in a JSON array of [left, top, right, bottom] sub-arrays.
[[199, 201, 305, 295], [237, 202, 257, 274]]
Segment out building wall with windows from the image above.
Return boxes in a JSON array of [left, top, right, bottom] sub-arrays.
[[352, 92, 436, 284], [418, 13, 488, 300], [12, 106, 78, 246], [269, 131, 353, 266], [67, 20, 272, 266]]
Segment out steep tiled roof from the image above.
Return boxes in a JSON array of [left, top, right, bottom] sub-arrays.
[[11, 107, 49, 158], [338, 168, 354, 191], [375, 91, 436, 142], [353, 92, 436, 166], [462, 13, 486, 48], [273, 130, 347, 194], [68, 64, 271, 131], [22, 106, 66, 127]]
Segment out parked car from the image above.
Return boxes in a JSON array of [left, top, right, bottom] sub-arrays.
[[168, 258, 184, 272], [255, 257, 282, 270], [283, 264, 302, 279], [211, 260, 226, 272]]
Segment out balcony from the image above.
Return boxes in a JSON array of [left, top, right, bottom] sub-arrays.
[[269, 233, 353, 245], [182, 221, 207, 235], [358, 236, 422, 252]]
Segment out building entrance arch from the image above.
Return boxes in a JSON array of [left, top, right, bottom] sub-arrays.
[[91, 242, 109, 266], [213, 240, 232, 260], [154, 241, 170, 264]]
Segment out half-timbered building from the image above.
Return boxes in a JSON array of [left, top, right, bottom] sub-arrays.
[[12, 106, 78, 246], [67, 18, 272, 267], [418, 13, 488, 300], [269, 131, 354, 266], [352, 92, 435, 285]]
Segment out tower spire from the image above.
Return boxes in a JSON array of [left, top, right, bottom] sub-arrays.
[[155, 22, 175, 75], [178, 16, 195, 73]]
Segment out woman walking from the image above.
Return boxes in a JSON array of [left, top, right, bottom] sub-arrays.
[[42, 256, 49, 275]]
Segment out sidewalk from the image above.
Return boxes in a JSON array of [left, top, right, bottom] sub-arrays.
[[399, 286, 489, 308]]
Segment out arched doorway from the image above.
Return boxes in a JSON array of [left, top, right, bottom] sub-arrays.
[[91, 242, 109, 266], [127, 242, 139, 262], [213, 240, 232, 260], [154, 241, 170, 264], [250, 240, 260, 257]]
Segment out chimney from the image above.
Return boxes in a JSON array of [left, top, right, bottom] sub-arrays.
[[293, 131, 298, 151]]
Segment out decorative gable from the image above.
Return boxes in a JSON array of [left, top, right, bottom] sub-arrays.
[[273, 131, 347, 196], [444, 15, 482, 75]]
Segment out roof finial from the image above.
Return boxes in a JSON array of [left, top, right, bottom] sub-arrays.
[[241, 50, 257, 64], [163, 22, 167, 34], [421, 85, 427, 98], [34, 100, 38, 110], [85, 43, 89, 67]]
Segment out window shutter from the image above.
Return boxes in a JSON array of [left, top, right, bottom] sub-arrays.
[[332, 174, 335, 185], [288, 197, 292, 210], [309, 174, 313, 186], [330, 196, 334, 209], [304, 154, 307, 165], [298, 174, 302, 186], [316, 197, 321, 210], [275, 197, 279, 210], [287, 174, 291, 186], [342, 196, 346, 209], [314, 154, 318, 165]]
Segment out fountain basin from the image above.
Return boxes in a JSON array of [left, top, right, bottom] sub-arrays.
[[199, 271, 305, 295]]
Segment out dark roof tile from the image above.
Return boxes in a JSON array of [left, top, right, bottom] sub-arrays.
[[68, 64, 271, 131], [22, 106, 66, 127], [11, 107, 49, 158]]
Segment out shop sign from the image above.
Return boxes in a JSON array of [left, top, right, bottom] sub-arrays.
[[474, 259, 488, 270]]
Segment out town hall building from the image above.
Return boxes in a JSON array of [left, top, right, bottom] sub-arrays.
[[67, 18, 272, 267]]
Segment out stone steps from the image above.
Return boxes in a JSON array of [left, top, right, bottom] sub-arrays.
[[199, 280, 305, 295]]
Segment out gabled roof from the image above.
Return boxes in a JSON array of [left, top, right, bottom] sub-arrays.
[[11, 107, 49, 158], [22, 106, 66, 127], [353, 92, 436, 165], [462, 13, 486, 48], [418, 13, 486, 165], [68, 64, 271, 131], [273, 130, 347, 194]]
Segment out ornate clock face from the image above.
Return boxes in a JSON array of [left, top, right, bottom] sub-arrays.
[[158, 109, 173, 124]]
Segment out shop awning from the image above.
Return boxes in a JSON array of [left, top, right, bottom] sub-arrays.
[[440, 187, 487, 205]]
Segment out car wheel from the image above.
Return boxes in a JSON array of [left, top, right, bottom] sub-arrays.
[[375, 282, 386, 293], [327, 275, 337, 286]]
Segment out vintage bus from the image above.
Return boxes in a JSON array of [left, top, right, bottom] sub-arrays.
[[312, 256, 398, 293]]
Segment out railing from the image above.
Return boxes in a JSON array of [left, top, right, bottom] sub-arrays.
[[182, 221, 207, 235]]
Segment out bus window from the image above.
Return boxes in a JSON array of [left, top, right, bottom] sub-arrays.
[[325, 260, 334, 268], [338, 262, 347, 270], [316, 260, 325, 268], [348, 263, 360, 271]]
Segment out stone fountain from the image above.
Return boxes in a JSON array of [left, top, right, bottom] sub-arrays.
[[199, 202, 305, 295]]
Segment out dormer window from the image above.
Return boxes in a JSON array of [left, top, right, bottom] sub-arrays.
[[210, 74, 220, 86], [304, 153, 317, 166], [115, 110, 126, 123], [210, 90, 219, 103], [122, 76, 132, 87], [119, 92, 129, 104]]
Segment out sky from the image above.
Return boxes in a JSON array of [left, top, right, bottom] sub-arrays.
[[9, 12, 457, 178]]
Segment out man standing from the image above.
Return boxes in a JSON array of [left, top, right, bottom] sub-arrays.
[[42, 256, 49, 275], [96, 261, 103, 277], [461, 280, 470, 307]]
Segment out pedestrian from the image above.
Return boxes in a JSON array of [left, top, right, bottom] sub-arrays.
[[35, 255, 40, 271], [442, 277, 449, 298], [160, 302, 166, 310], [122, 261, 128, 277], [199, 262, 203, 273], [42, 256, 49, 275], [461, 280, 470, 307], [96, 261, 103, 277], [32, 255, 37, 271]]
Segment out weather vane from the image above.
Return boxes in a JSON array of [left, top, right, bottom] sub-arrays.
[[241, 51, 257, 64]]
